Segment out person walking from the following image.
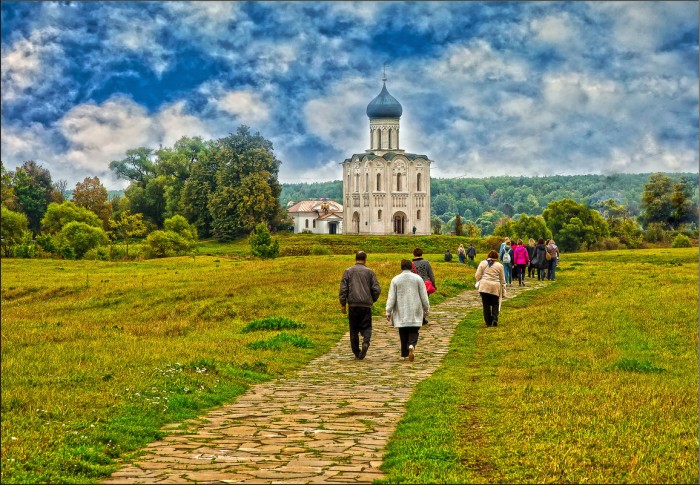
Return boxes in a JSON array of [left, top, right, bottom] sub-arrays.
[[531, 238, 548, 281], [499, 237, 510, 255], [512, 238, 530, 286], [457, 244, 466, 264], [467, 243, 476, 262], [546, 239, 560, 281], [411, 247, 436, 325], [526, 238, 536, 278], [339, 251, 382, 360], [386, 259, 430, 362], [412, 225, 417, 235], [475, 250, 506, 327], [499, 240, 513, 285]]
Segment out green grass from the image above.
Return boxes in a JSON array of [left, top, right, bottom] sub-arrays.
[[378, 247, 698, 483], [246, 332, 315, 350], [0, 246, 469, 483]]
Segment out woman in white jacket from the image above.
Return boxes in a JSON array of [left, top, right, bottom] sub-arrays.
[[386, 259, 430, 362], [474, 250, 507, 327]]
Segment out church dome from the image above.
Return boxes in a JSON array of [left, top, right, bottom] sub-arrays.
[[366, 83, 403, 118]]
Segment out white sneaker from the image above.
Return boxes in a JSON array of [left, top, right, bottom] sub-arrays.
[[408, 345, 415, 362]]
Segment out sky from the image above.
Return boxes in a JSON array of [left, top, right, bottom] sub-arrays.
[[1, 1, 698, 190]]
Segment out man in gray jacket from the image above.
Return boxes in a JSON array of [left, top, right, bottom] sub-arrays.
[[339, 251, 382, 360]]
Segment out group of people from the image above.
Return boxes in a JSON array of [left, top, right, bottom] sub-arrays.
[[445, 243, 476, 264], [339, 248, 434, 362], [498, 237, 560, 285], [338, 238, 560, 361]]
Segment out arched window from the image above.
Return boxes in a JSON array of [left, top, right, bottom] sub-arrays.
[[378, 209, 382, 220], [417, 209, 421, 220], [378, 129, 382, 149], [365, 173, 369, 192], [305, 219, 309, 228], [354, 173, 359, 192], [376, 173, 382, 191], [388, 129, 392, 149], [312, 219, 316, 228], [347, 173, 351, 191], [397, 173, 402, 191], [417, 173, 422, 191]]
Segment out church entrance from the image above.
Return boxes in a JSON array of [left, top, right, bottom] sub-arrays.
[[393, 211, 407, 234], [352, 212, 360, 233], [328, 222, 337, 235]]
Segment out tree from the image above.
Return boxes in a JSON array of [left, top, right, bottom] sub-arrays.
[[1, 161, 17, 210], [431, 216, 442, 235], [640, 173, 674, 229], [454, 214, 464, 236], [671, 177, 696, 228], [1, 206, 29, 257], [180, 152, 218, 238], [163, 214, 197, 240], [513, 214, 552, 242], [109, 210, 147, 257], [249, 222, 279, 259], [207, 128, 282, 241], [41, 201, 102, 234], [463, 220, 481, 238], [57, 221, 108, 258], [109, 147, 155, 183], [542, 198, 609, 251], [11, 160, 54, 233], [72, 176, 112, 227], [52, 179, 68, 203]]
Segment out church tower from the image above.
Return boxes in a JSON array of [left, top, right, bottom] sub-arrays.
[[342, 73, 432, 235]]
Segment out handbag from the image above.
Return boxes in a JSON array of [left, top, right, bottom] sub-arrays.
[[425, 279, 436, 295], [545, 250, 552, 261]]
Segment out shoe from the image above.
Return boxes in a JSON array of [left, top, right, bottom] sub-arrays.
[[408, 345, 415, 362], [358, 342, 369, 360]]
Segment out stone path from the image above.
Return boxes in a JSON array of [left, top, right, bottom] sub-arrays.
[[104, 281, 545, 484]]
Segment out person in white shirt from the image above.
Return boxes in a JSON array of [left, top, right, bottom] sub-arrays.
[[386, 259, 430, 362]]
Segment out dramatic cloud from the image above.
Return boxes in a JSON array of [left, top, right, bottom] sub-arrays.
[[1, 1, 697, 186]]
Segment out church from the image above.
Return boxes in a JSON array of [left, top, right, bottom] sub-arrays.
[[341, 75, 433, 235]]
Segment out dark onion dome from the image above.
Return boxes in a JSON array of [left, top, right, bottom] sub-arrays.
[[366, 83, 403, 118]]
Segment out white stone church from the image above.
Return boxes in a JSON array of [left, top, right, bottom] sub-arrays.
[[341, 76, 433, 235]]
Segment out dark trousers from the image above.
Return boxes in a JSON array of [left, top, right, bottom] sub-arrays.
[[398, 327, 420, 357], [515, 264, 526, 285], [348, 306, 372, 357], [537, 267, 545, 280], [480, 292, 500, 326]]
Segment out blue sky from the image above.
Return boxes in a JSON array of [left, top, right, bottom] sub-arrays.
[[1, 1, 698, 190]]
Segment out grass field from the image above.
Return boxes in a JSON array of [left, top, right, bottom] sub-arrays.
[[0, 247, 471, 483], [378, 247, 698, 483]]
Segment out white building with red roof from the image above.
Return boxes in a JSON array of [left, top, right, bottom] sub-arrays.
[[286, 199, 344, 234]]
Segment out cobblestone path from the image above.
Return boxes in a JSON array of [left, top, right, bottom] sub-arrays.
[[105, 281, 545, 484]]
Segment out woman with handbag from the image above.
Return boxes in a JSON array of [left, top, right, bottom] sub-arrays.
[[475, 250, 506, 327], [532, 238, 548, 281]]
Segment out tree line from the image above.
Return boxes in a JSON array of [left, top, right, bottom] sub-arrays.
[[1, 122, 697, 259]]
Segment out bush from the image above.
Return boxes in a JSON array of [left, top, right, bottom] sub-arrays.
[[596, 237, 622, 251], [645, 222, 670, 243], [14, 242, 37, 258], [84, 246, 110, 261], [57, 221, 109, 258], [671, 234, 692, 248], [142, 230, 193, 259], [164, 215, 198, 240], [58, 245, 76, 260], [1, 206, 30, 257], [35, 234, 56, 254], [249, 223, 279, 259], [483, 235, 502, 251], [310, 244, 331, 255]]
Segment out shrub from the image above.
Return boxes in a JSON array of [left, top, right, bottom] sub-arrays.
[[310, 244, 331, 255], [14, 242, 37, 258], [483, 235, 502, 251], [58, 245, 76, 260], [164, 215, 198, 241], [671, 234, 691, 248], [249, 222, 279, 259], [597, 237, 622, 251], [57, 221, 109, 259], [644, 222, 670, 243], [1, 206, 30, 257], [35, 234, 56, 254], [242, 317, 306, 333], [142, 230, 192, 259], [84, 246, 110, 261]]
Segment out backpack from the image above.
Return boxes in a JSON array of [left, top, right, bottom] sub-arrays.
[[502, 248, 511, 264]]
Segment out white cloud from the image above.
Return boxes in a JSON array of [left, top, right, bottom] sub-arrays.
[[213, 90, 271, 125], [436, 40, 528, 83], [530, 13, 575, 45], [1, 27, 63, 102], [155, 101, 213, 147]]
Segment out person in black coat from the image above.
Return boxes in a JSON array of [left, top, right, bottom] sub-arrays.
[[531, 238, 548, 281], [526, 238, 536, 278]]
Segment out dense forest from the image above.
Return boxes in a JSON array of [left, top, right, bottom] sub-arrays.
[[280, 172, 698, 233]]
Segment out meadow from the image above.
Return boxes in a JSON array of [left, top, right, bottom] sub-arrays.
[[1, 240, 697, 483], [379, 247, 698, 483], [0, 243, 471, 483]]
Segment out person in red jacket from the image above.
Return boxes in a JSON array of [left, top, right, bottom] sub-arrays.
[[512, 239, 530, 286]]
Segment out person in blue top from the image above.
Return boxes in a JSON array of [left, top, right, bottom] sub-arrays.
[[499, 240, 513, 285]]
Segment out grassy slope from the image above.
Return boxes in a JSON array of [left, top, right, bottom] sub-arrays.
[[378, 247, 699, 483], [0, 250, 470, 483]]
